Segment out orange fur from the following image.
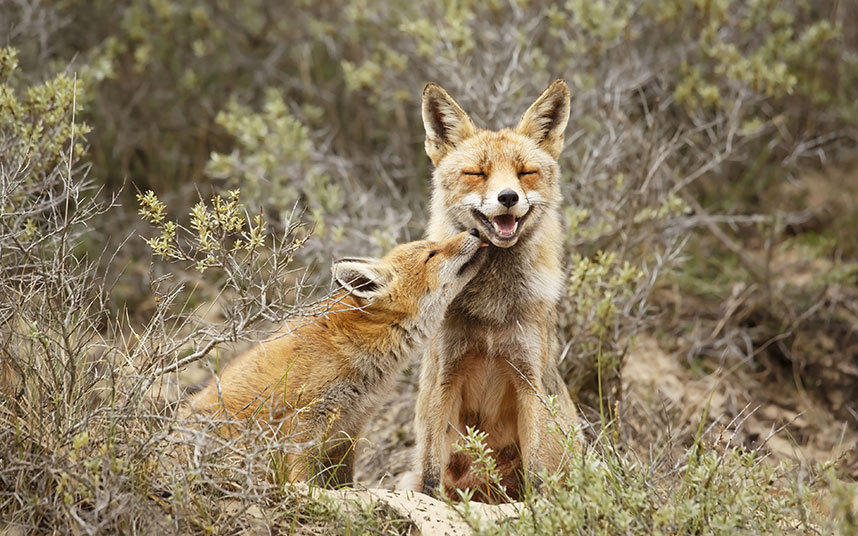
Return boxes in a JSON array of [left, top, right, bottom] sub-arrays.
[[186, 231, 486, 487], [416, 81, 582, 502]]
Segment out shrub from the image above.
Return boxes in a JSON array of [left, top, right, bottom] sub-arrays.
[[448, 413, 845, 535], [2, 0, 857, 531], [0, 51, 406, 535], [465, 441, 830, 535], [5, 4, 855, 390]]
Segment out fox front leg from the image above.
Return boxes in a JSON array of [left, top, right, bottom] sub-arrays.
[[419, 439, 442, 496], [415, 347, 444, 497], [508, 352, 555, 493], [516, 368, 577, 494], [412, 405, 437, 495], [516, 384, 546, 485], [303, 382, 362, 488], [418, 391, 456, 498], [415, 380, 457, 498]]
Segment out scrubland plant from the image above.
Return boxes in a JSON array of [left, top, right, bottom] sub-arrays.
[[131, 187, 313, 399], [5, 3, 854, 405], [0, 50, 410, 534], [7, 1, 854, 250], [205, 90, 410, 256], [1, 0, 858, 532], [466, 441, 824, 535], [0, 48, 108, 470], [13, 0, 849, 410], [452, 418, 852, 535]]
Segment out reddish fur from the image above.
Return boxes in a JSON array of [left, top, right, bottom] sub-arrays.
[[417, 81, 582, 503], [185, 232, 482, 485]]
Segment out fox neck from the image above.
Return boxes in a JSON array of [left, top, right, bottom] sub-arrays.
[[429, 210, 564, 325], [331, 292, 442, 375]]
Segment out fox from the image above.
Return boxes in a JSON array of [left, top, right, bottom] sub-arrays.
[[185, 230, 487, 487], [414, 80, 582, 501]]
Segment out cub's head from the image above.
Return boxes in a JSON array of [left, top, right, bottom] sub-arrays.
[[422, 80, 570, 248], [332, 230, 487, 321]]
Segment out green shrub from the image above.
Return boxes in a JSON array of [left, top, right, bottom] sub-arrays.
[[467, 442, 828, 535]]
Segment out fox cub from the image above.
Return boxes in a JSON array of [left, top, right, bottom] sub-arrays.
[[415, 80, 582, 501], [186, 230, 487, 487]]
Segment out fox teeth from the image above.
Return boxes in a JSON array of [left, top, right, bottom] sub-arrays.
[[491, 219, 518, 237]]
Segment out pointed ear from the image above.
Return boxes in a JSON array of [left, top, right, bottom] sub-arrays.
[[422, 83, 477, 166], [515, 80, 571, 158], [332, 258, 388, 301]]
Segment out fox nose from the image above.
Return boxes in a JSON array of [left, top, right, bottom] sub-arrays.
[[497, 189, 519, 208], [469, 228, 480, 237]]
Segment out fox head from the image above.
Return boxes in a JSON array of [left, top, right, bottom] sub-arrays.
[[422, 80, 570, 248], [332, 230, 487, 325]]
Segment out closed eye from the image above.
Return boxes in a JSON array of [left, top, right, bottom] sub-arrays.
[[425, 250, 439, 263], [518, 170, 538, 178], [462, 170, 486, 178]]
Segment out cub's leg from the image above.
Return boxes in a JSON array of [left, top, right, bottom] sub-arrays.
[[300, 381, 363, 488]]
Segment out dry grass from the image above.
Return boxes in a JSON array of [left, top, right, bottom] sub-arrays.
[[3, 1, 858, 532]]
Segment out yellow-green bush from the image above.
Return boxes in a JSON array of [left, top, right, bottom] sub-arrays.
[[2, 1, 858, 531], [0, 55, 406, 535], [4, 0, 858, 423], [468, 442, 830, 535]]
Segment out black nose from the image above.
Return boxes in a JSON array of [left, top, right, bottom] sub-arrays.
[[497, 189, 519, 208], [469, 228, 480, 237]]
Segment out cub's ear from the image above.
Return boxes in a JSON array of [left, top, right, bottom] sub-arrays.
[[422, 83, 477, 166], [332, 258, 388, 301], [515, 80, 571, 158]]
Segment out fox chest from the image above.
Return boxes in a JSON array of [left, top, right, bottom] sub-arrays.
[[439, 351, 526, 500], [450, 259, 562, 325]]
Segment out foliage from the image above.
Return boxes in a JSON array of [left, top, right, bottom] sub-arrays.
[[449, 415, 845, 535], [5, 0, 856, 255], [0, 46, 101, 432], [204, 90, 403, 254], [0, 55, 398, 534], [560, 251, 647, 413], [466, 440, 829, 535], [1, 0, 858, 532]]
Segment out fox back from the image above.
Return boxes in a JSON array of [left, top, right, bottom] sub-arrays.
[[186, 230, 487, 486]]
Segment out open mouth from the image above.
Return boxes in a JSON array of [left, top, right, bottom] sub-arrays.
[[472, 209, 529, 241]]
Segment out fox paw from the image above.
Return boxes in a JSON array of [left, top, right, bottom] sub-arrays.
[[420, 473, 440, 497]]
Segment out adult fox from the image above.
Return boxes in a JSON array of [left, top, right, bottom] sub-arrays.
[[186, 230, 487, 487], [415, 80, 581, 501]]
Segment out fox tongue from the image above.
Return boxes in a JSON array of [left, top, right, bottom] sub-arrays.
[[491, 214, 517, 238]]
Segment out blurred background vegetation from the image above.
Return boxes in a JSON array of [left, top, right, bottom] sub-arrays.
[[2, 0, 858, 533]]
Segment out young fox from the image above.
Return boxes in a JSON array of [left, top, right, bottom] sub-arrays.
[[415, 80, 581, 501], [186, 230, 487, 487]]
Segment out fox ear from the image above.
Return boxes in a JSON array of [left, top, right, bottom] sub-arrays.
[[515, 80, 571, 158], [332, 258, 388, 301], [422, 83, 477, 166]]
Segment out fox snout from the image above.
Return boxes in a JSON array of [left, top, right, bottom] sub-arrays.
[[477, 178, 530, 220], [450, 229, 485, 255], [497, 189, 519, 208], [438, 229, 487, 278]]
